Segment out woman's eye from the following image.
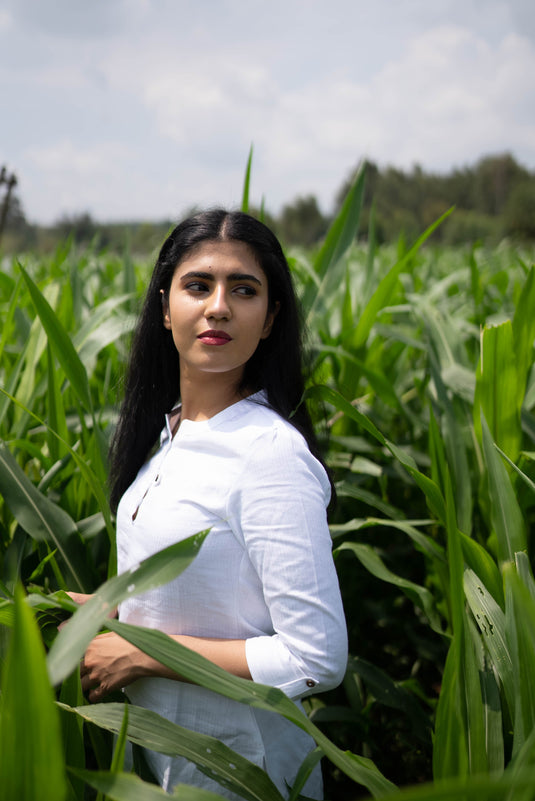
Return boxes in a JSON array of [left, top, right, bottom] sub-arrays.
[[186, 281, 208, 292], [234, 285, 256, 297]]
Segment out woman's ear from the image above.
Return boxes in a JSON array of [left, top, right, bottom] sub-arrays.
[[261, 301, 280, 339], [160, 289, 171, 329]]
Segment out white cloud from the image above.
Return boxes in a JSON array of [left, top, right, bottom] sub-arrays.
[[0, 9, 12, 31], [3, 2, 535, 222]]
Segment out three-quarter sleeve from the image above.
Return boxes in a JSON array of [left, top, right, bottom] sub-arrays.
[[229, 423, 348, 700]]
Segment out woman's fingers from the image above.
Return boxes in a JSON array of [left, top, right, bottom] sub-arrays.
[[65, 591, 94, 605], [78, 632, 128, 701]]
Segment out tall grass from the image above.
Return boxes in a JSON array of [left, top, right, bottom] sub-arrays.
[[1, 164, 535, 800]]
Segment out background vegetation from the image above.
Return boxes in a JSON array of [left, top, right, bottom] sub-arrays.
[[1, 162, 535, 800], [2, 152, 535, 256]]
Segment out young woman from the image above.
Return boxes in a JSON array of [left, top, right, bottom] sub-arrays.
[[74, 210, 347, 799]]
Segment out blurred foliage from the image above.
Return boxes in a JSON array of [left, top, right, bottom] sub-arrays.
[[3, 152, 535, 259], [1, 163, 535, 800]]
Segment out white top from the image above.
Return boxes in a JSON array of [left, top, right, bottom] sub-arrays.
[[116, 391, 348, 799]]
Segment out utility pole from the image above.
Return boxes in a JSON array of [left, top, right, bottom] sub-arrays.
[[0, 166, 18, 248]]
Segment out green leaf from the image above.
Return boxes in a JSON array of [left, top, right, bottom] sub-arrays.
[[306, 384, 446, 524], [504, 563, 535, 757], [100, 619, 396, 797], [459, 532, 503, 609], [347, 656, 431, 742], [515, 552, 535, 601], [335, 541, 443, 635], [0, 387, 115, 546], [464, 568, 515, 724], [58, 667, 86, 801], [474, 321, 522, 462], [371, 768, 535, 801], [241, 145, 253, 214], [512, 265, 535, 395], [351, 208, 454, 350], [110, 704, 130, 774], [287, 747, 324, 801], [433, 472, 476, 780], [0, 440, 91, 591], [303, 162, 366, 324], [65, 702, 284, 801], [495, 443, 535, 497], [480, 414, 526, 565], [68, 767, 227, 800], [47, 532, 210, 687], [19, 263, 93, 413], [0, 585, 68, 801]]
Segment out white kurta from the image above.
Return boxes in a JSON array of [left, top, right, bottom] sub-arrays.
[[116, 392, 348, 798]]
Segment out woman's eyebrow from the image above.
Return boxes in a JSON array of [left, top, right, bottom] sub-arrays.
[[181, 270, 263, 285]]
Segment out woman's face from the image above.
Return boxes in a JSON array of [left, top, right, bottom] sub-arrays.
[[162, 240, 277, 386]]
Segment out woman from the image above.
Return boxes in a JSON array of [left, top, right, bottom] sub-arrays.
[[74, 210, 347, 799]]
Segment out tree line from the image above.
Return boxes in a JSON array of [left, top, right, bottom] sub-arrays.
[[1, 152, 534, 254]]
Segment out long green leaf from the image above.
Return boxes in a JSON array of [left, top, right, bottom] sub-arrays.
[[64, 703, 283, 801], [512, 265, 535, 396], [480, 414, 526, 564], [0, 387, 115, 544], [336, 541, 443, 635], [504, 563, 535, 758], [371, 768, 535, 801], [459, 533, 503, 609], [303, 162, 366, 324], [0, 440, 91, 591], [474, 321, 522, 462], [464, 568, 514, 720], [0, 586, 68, 801], [347, 656, 431, 742], [47, 532, 209, 686], [241, 145, 253, 213], [306, 384, 446, 523], [351, 208, 454, 350], [433, 472, 469, 780], [69, 767, 226, 800], [287, 747, 324, 801], [19, 264, 93, 413], [101, 619, 396, 797]]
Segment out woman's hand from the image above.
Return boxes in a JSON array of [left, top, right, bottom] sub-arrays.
[[63, 591, 117, 619], [65, 591, 94, 606], [80, 631, 149, 702]]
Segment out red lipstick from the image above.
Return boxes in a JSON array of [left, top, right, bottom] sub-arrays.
[[198, 329, 232, 346]]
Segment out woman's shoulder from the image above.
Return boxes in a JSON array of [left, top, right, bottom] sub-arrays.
[[239, 393, 306, 447], [236, 395, 331, 495]]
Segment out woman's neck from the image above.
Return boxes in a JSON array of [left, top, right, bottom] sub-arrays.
[[178, 370, 249, 423]]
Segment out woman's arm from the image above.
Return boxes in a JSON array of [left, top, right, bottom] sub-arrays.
[[80, 631, 251, 703], [230, 426, 348, 700]]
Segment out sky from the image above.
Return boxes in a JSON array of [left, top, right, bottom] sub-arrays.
[[1, 0, 534, 225]]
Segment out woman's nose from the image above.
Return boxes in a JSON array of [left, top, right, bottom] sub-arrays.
[[205, 284, 231, 320]]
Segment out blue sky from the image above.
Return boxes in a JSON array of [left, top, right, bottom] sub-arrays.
[[1, 0, 534, 224]]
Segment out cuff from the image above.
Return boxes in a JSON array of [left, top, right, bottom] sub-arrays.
[[245, 635, 319, 700]]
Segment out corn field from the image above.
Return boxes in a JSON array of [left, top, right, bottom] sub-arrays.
[[1, 164, 535, 800]]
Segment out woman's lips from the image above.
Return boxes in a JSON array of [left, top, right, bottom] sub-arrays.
[[198, 330, 232, 346]]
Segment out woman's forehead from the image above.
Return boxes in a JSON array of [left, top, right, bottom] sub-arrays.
[[174, 239, 265, 278]]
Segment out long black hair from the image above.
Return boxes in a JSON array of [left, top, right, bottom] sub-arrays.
[[108, 209, 328, 512]]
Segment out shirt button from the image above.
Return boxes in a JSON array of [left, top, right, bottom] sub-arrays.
[[306, 680, 315, 688], [154, 474, 161, 485]]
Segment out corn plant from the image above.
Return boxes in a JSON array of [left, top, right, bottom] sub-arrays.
[[1, 161, 535, 800]]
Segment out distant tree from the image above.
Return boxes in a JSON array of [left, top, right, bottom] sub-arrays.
[[504, 181, 535, 240], [0, 169, 37, 252], [276, 194, 329, 247], [471, 153, 530, 216], [54, 212, 99, 245], [0, 166, 19, 247], [331, 153, 535, 245]]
